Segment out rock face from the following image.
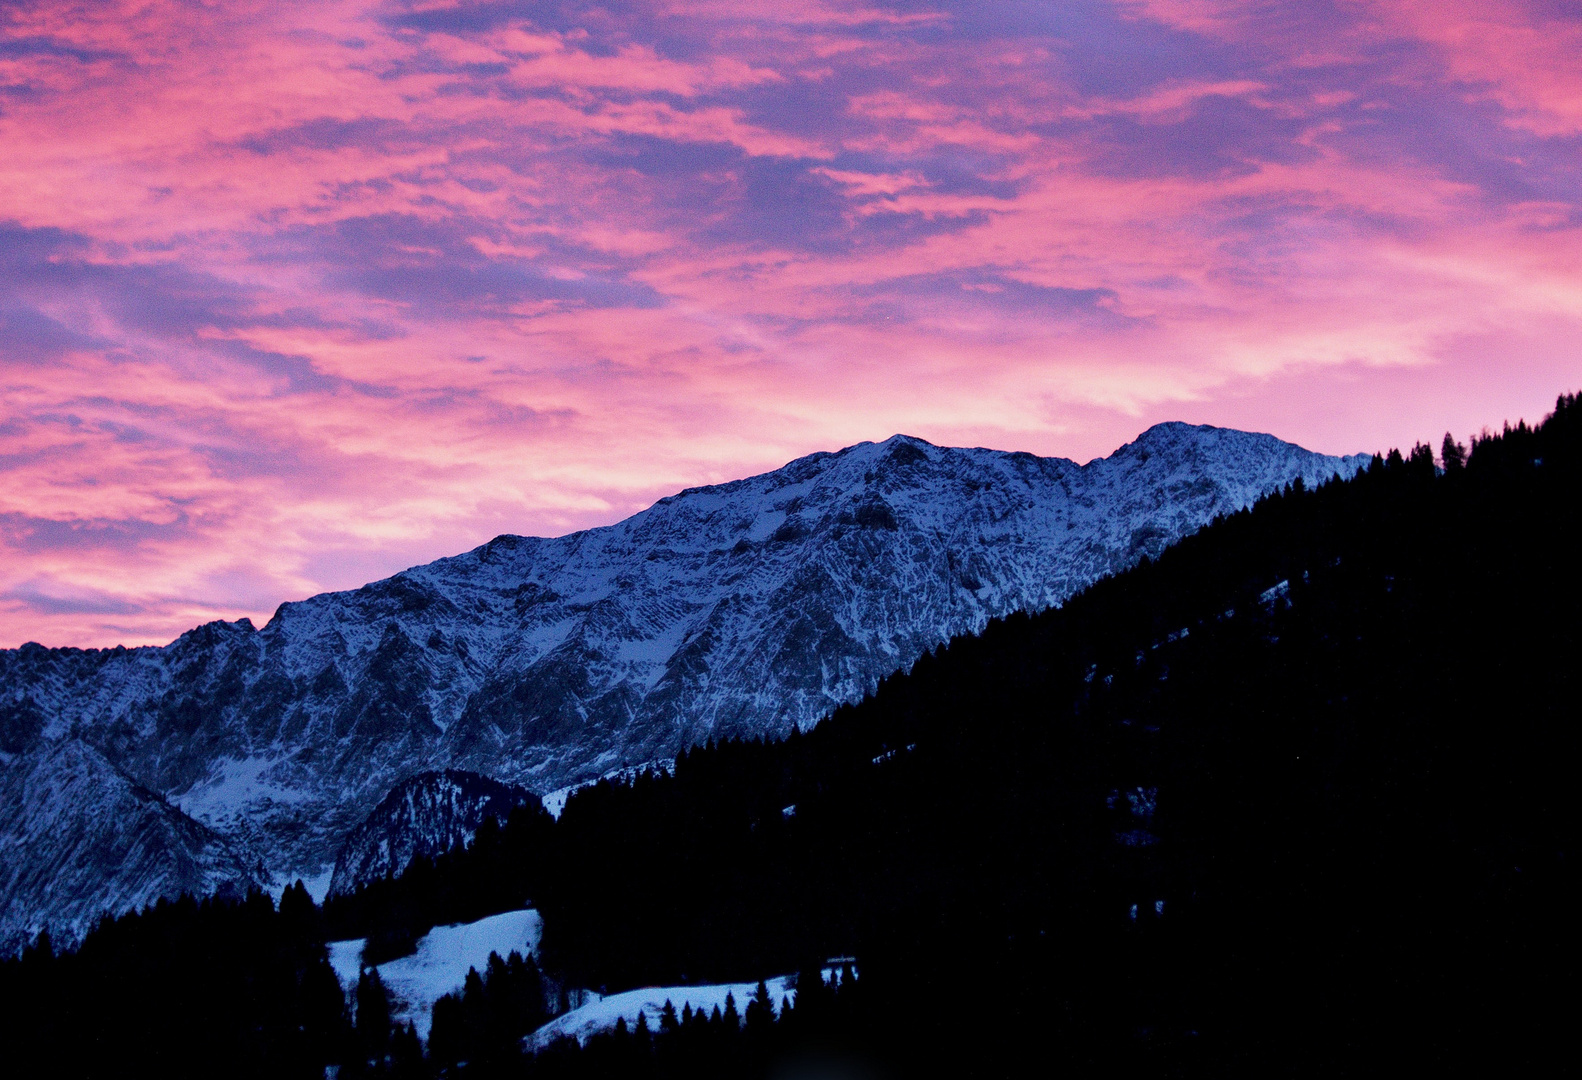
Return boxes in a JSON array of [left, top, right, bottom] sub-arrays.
[[328, 770, 539, 897], [0, 739, 259, 952], [0, 423, 1366, 945]]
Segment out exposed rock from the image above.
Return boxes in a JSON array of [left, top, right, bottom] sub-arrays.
[[0, 423, 1366, 945], [328, 770, 540, 896], [0, 739, 260, 952]]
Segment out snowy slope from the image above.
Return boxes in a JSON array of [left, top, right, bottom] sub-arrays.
[[526, 976, 796, 1050], [329, 908, 543, 1039], [0, 740, 260, 951], [0, 424, 1366, 945]]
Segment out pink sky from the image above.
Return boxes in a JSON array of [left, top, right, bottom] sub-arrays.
[[2, 0, 1579, 647]]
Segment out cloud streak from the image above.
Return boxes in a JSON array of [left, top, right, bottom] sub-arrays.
[[1, 0, 1579, 645]]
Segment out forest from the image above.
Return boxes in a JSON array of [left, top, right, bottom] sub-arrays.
[[2, 394, 1575, 1078]]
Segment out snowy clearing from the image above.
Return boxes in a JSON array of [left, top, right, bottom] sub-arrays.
[[328, 908, 543, 1039], [527, 976, 796, 1050]]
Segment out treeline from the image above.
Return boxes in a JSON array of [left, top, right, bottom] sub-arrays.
[[429, 948, 551, 1072], [322, 805, 555, 965], [427, 958, 870, 1079], [3, 394, 1577, 1077], [0, 882, 871, 1080], [0, 884, 347, 1078], [524, 966, 870, 1080]]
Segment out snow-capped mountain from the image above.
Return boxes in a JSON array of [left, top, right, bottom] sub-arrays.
[[329, 770, 540, 897], [0, 740, 260, 951], [0, 423, 1366, 946]]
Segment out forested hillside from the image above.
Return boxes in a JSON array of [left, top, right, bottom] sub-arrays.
[[4, 395, 1574, 1078]]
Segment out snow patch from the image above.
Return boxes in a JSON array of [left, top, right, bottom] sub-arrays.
[[1260, 579, 1291, 606], [298, 867, 335, 903], [527, 975, 795, 1050], [540, 759, 674, 820], [329, 908, 543, 1039], [177, 755, 310, 825]]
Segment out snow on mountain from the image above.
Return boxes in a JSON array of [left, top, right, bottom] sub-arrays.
[[526, 976, 797, 1050], [328, 907, 544, 1040], [0, 739, 260, 952], [0, 424, 1367, 946], [328, 770, 542, 897], [540, 759, 675, 820]]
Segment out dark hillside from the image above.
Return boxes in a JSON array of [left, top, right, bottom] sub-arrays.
[[320, 394, 1576, 1074], [523, 395, 1577, 1073]]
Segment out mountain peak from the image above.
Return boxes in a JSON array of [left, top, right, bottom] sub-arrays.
[[1, 423, 1364, 939]]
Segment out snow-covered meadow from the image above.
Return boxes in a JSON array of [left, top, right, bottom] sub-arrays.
[[526, 976, 797, 1049], [328, 908, 543, 1039]]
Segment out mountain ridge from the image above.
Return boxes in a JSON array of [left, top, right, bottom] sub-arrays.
[[328, 770, 540, 897], [0, 422, 1366, 946], [0, 739, 261, 952]]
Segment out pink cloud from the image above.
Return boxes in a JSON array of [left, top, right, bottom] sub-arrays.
[[0, 0, 1579, 646]]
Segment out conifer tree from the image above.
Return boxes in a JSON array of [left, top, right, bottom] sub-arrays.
[[429, 992, 465, 1071], [354, 967, 392, 1065], [389, 1021, 424, 1079], [300, 954, 351, 1064], [746, 980, 774, 1032], [794, 964, 829, 1019]]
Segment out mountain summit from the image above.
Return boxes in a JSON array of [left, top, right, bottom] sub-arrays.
[[0, 424, 1364, 943]]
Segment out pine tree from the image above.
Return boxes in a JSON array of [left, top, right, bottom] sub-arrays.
[[746, 980, 774, 1032], [723, 991, 740, 1029], [354, 967, 392, 1065], [390, 1021, 424, 1079], [793, 964, 829, 1020], [1441, 432, 1467, 472], [1409, 441, 1435, 478], [507, 949, 548, 1033], [429, 993, 465, 1070], [300, 955, 350, 1065]]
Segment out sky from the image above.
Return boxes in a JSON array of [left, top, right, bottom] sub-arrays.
[[2, 0, 1579, 648]]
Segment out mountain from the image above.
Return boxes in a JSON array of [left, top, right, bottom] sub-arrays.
[[0, 739, 260, 952], [341, 399, 1575, 1073], [0, 423, 1364, 944], [8, 400, 1570, 1076], [328, 770, 539, 897]]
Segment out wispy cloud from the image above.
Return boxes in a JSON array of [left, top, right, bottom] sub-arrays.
[[1, 0, 1578, 645]]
